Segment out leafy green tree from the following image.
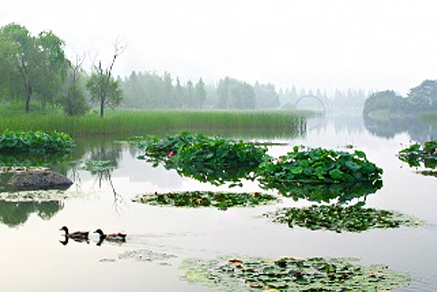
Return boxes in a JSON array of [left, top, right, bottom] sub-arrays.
[[362, 90, 405, 116], [195, 78, 207, 108], [0, 23, 68, 112], [62, 55, 89, 115], [86, 45, 124, 117], [406, 80, 437, 112], [185, 80, 194, 108], [216, 77, 255, 109], [254, 82, 280, 109]]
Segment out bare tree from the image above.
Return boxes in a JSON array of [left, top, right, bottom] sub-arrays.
[[86, 41, 126, 117]]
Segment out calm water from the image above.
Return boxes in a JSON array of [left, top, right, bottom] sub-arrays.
[[1, 112, 437, 291]]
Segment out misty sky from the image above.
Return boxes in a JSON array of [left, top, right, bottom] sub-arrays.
[[2, 0, 437, 95]]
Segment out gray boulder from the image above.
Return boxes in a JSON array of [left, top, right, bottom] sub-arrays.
[[8, 170, 73, 190]]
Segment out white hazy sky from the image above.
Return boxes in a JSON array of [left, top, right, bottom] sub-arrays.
[[2, 0, 437, 95]]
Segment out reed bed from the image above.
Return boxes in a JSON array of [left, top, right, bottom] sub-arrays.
[[0, 109, 309, 139]]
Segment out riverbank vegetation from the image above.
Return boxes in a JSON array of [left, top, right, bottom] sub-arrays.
[[0, 104, 309, 138], [1, 22, 367, 117], [363, 80, 437, 117]]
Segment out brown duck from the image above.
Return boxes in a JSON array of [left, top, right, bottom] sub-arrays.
[[94, 229, 127, 243], [59, 226, 89, 242]]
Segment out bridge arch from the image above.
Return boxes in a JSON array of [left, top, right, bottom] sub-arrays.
[[294, 95, 326, 113]]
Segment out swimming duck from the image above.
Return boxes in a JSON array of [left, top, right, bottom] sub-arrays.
[[94, 229, 127, 242], [59, 226, 89, 242]]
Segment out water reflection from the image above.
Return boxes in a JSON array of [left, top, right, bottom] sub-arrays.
[[271, 180, 382, 204], [363, 115, 437, 143], [0, 200, 63, 227]]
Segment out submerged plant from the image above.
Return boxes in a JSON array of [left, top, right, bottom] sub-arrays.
[[258, 146, 383, 192], [134, 132, 268, 186], [81, 160, 116, 174], [134, 191, 278, 210], [181, 255, 411, 291], [0, 130, 75, 155], [265, 180, 382, 203], [264, 204, 424, 233], [398, 140, 437, 169]]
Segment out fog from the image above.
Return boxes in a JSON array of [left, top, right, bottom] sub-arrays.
[[2, 0, 437, 95]]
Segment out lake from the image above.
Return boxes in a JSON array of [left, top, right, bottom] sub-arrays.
[[0, 111, 436, 291]]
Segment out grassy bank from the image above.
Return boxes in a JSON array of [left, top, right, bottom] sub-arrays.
[[0, 107, 310, 139], [420, 111, 437, 124]]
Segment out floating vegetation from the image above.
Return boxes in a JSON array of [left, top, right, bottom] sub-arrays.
[[134, 132, 268, 186], [265, 180, 382, 204], [258, 146, 383, 187], [181, 255, 411, 291], [259, 146, 382, 187], [0, 189, 81, 202], [134, 191, 278, 210], [398, 140, 437, 169], [118, 249, 177, 263], [0, 130, 75, 155], [264, 204, 424, 233], [81, 160, 116, 174]]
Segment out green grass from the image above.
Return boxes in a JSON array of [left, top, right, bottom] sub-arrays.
[[0, 106, 309, 139], [421, 111, 437, 124]]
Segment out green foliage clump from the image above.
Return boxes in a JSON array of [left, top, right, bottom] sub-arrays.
[[81, 160, 116, 174], [181, 255, 411, 291], [134, 191, 277, 210], [265, 204, 424, 233], [134, 132, 268, 186], [0, 130, 75, 155], [398, 140, 437, 168], [258, 146, 383, 193]]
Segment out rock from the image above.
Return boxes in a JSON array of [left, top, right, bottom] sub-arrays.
[[7, 170, 73, 190]]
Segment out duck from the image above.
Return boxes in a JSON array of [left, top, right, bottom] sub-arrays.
[[59, 226, 89, 242], [94, 229, 127, 243]]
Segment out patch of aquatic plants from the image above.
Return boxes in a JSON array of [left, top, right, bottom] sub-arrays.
[[273, 180, 382, 203], [258, 146, 383, 190], [0, 130, 74, 155], [398, 140, 437, 168], [181, 255, 411, 291], [134, 191, 278, 210], [135, 132, 268, 186], [81, 160, 116, 174], [264, 204, 423, 233]]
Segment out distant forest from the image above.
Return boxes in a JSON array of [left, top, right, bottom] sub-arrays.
[[120, 71, 369, 110], [0, 22, 368, 116]]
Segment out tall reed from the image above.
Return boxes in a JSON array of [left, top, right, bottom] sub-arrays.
[[0, 109, 309, 139]]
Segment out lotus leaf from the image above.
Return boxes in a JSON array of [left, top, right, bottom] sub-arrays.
[[258, 146, 383, 186], [134, 191, 278, 210], [133, 132, 268, 186], [181, 255, 411, 291], [264, 204, 424, 232]]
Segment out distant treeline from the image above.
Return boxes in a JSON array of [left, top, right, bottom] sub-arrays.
[[121, 72, 280, 109], [120, 71, 369, 110], [0, 22, 369, 116], [363, 80, 437, 117]]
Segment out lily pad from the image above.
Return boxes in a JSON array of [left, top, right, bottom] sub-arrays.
[[398, 140, 437, 169], [258, 146, 383, 186], [134, 191, 278, 210], [264, 204, 424, 232], [181, 255, 411, 291], [133, 132, 267, 186]]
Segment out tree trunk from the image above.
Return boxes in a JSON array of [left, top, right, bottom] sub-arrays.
[[100, 97, 104, 117], [25, 82, 32, 113]]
